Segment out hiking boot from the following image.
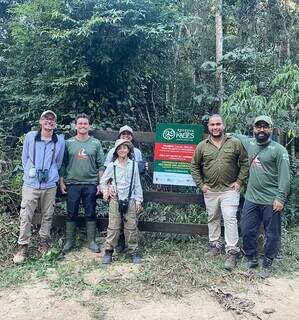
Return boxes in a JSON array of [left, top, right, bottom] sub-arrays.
[[259, 257, 273, 279], [132, 250, 141, 264], [13, 244, 28, 264], [205, 246, 221, 258], [115, 233, 126, 253], [246, 256, 259, 269], [86, 220, 100, 253], [63, 221, 76, 253], [224, 251, 238, 271], [38, 241, 50, 255], [102, 250, 113, 264]]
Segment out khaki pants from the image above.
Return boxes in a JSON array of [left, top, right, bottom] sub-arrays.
[[204, 190, 240, 252], [18, 185, 57, 245], [105, 199, 139, 251]]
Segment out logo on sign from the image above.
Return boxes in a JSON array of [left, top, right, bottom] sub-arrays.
[[162, 128, 175, 140]]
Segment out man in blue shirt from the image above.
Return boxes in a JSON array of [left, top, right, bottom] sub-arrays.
[[13, 110, 65, 264]]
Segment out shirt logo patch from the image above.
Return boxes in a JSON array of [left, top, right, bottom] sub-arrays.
[[77, 148, 88, 160], [252, 156, 262, 168]]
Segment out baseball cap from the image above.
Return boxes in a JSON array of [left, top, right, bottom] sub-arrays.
[[254, 115, 273, 127], [119, 125, 133, 135], [40, 110, 57, 120]]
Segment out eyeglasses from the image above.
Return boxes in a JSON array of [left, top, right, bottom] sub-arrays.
[[255, 124, 270, 130]]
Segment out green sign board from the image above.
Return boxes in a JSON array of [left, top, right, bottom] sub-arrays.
[[153, 123, 203, 186]]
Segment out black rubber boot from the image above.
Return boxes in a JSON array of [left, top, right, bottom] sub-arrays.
[[63, 221, 76, 253], [86, 220, 100, 253], [102, 250, 113, 264]]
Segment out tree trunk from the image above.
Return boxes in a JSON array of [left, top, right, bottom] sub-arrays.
[[171, 24, 183, 121], [215, 0, 224, 111]]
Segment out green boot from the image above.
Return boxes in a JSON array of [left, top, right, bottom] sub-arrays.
[[86, 220, 100, 253], [63, 221, 76, 253]]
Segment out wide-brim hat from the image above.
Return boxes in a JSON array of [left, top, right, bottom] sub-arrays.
[[114, 139, 134, 152], [254, 115, 273, 127]]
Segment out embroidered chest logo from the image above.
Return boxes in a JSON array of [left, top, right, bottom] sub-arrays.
[[252, 156, 262, 167], [77, 148, 88, 160]]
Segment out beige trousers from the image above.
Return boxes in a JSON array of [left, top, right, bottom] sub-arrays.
[[105, 199, 139, 251], [204, 189, 240, 252], [18, 185, 57, 245]]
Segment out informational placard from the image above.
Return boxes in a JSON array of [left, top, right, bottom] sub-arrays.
[[153, 123, 203, 186]]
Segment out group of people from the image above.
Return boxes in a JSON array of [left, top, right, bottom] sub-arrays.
[[13, 110, 290, 279], [13, 111, 144, 265], [191, 114, 290, 278]]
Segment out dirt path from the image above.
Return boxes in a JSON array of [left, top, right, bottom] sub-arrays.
[[103, 274, 299, 320], [0, 282, 91, 320], [1, 272, 299, 320]]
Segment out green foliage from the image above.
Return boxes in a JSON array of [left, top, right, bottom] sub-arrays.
[[268, 64, 299, 136], [221, 81, 267, 133], [222, 64, 299, 136], [1, 0, 180, 133]]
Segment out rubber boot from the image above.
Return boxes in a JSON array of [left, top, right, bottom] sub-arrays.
[[86, 220, 100, 253], [63, 221, 76, 253]]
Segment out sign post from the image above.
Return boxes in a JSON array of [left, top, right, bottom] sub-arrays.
[[153, 123, 203, 186]]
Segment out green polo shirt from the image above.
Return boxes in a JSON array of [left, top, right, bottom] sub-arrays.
[[233, 134, 290, 205], [191, 135, 248, 192]]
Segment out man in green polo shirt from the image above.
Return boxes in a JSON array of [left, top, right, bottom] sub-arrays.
[[60, 113, 105, 253], [191, 114, 248, 270], [234, 115, 290, 278]]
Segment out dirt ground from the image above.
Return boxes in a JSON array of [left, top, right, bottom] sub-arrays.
[[1, 262, 299, 320]]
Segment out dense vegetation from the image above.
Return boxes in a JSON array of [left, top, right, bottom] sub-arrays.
[[0, 0, 298, 225]]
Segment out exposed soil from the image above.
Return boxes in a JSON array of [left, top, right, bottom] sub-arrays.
[[1, 249, 299, 320], [101, 274, 299, 320]]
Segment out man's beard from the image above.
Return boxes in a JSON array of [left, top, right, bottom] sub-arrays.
[[210, 131, 223, 138], [255, 132, 270, 143]]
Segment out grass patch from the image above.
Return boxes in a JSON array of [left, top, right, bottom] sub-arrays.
[[0, 245, 63, 289]]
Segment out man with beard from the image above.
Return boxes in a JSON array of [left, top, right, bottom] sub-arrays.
[[191, 114, 248, 270], [234, 115, 290, 278]]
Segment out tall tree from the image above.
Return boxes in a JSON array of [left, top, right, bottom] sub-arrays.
[[215, 0, 224, 111]]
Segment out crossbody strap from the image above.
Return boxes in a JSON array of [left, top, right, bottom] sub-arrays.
[[33, 138, 56, 167]]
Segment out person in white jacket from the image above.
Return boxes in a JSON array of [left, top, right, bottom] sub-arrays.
[[101, 139, 143, 264]]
